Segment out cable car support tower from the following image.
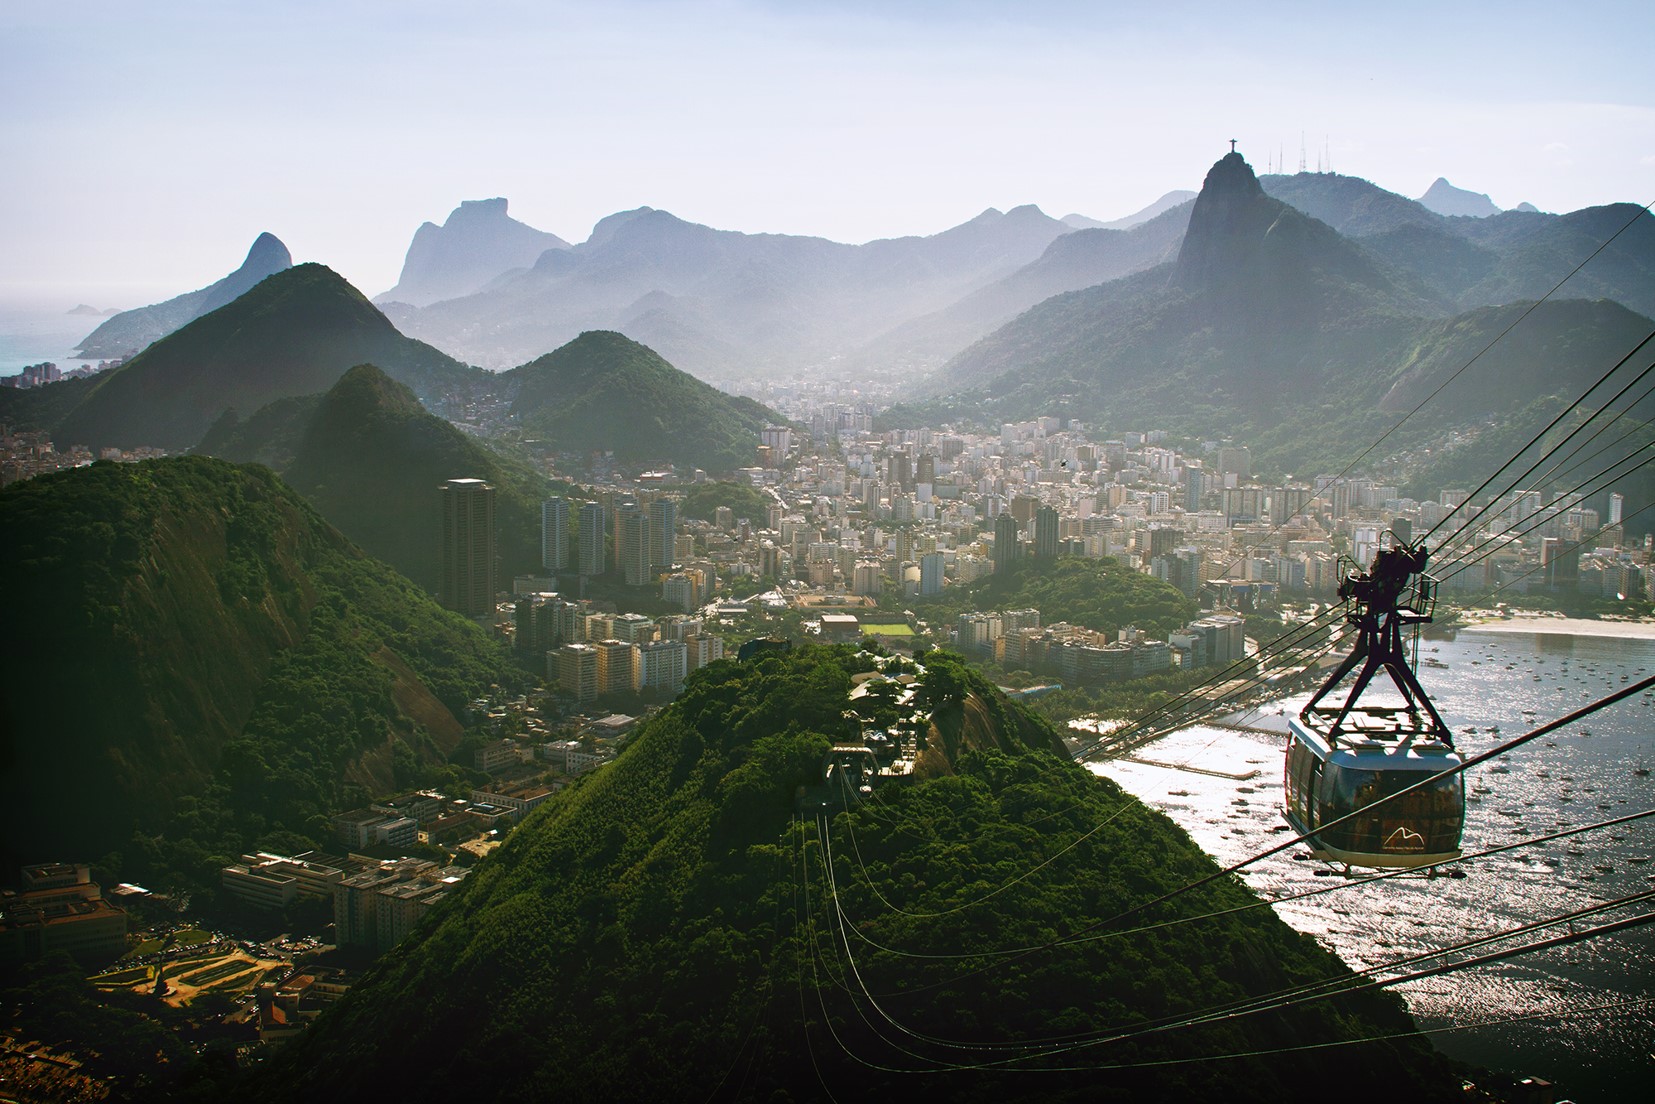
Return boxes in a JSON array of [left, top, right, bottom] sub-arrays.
[[1303, 539, 1449, 745]]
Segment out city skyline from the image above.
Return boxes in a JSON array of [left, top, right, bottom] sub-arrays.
[[4, 0, 1652, 306]]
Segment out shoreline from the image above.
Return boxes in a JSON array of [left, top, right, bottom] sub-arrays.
[[1457, 612, 1655, 640]]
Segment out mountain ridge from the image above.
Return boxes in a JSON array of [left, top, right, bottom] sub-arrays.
[[53, 263, 485, 452], [73, 233, 293, 359], [901, 152, 1655, 487]]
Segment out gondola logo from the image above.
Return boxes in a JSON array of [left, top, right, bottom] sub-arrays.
[[1382, 825, 1426, 852]]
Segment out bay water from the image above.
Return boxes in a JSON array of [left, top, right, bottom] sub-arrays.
[[1091, 626, 1655, 1099]]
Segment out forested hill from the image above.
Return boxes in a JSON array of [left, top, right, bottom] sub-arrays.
[[52, 263, 483, 452], [251, 646, 1460, 1103], [200, 363, 548, 590], [506, 330, 782, 473], [0, 456, 516, 872]]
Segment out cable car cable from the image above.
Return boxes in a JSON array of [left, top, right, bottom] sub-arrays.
[[830, 806, 1655, 963], [1433, 448, 1655, 587], [1428, 366, 1655, 556], [815, 794, 1655, 1067], [1203, 202, 1654, 591], [1422, 328, 1655, 545], [879, 675, 1655, 1000]]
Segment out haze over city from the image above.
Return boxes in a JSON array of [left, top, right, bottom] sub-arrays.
[[4, 0, 1653, 307]]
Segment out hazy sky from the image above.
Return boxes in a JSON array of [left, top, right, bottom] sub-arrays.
[[4, 0, 1652, 306]]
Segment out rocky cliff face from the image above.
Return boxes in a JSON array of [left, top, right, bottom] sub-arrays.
[[378, 197, 570, 307]]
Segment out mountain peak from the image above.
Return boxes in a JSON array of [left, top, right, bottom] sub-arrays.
[[378, 198, 570, 306], [74, 232, 294, 359], [1173, 151, 1275, 289], [242, 231, 292, 271], [1201, 150, 1265, 199], [1418, 177, 1499, 218], [452, 197, 509, 220]]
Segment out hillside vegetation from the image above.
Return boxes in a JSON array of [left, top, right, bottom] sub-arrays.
[[507, 330, 780, 473], [52, 263, 485, 451], [0, 456, 517, 878], [918, 556, 1198, 639], [203, 363, 548, 590], [251, 646, 1458, 1103]]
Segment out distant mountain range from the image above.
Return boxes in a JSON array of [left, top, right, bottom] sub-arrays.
[[382, 201, 1077, 376], [1062, 189, 1196, 230], [73, 232, 292, 358], [361, 173, 1652, 384], [68, 163, 1643, 393], [897, 152, 1655, 495]]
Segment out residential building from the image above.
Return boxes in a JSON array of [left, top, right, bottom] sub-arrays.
[[662, 572, 698, 612], [621, 509, 652, 585], [578, 501, 606, 575], [439, 478, 496, 617], [555, 642, 600, 703], [993, 512, 1020, 575], [541, 497, 569, 572], [919, 551, 945, 596], [648, 499, 677, 572], [594, 639, 635, 695], [634, 639, 688, 694], [1034, 505, 1059, 560]]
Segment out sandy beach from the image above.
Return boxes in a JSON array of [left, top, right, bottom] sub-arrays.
[[1459, 612, 1655, 639]]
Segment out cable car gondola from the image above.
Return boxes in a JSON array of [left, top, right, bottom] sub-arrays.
[[1283, 537, 1465, 869]]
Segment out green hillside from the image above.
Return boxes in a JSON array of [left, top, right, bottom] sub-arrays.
[[0, 456, 516, 876], [272, 364, 545, 590], [507, 330, 781, 473], [250, 646, 1458, 1103], [52, 263, 485, 452]]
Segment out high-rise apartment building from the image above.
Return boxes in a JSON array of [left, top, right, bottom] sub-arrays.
[[1034, 505, 1059, 560], [919, 551, 945, 596], [993, 512, 1020, 576], [541, 497, 569, 573], [648, 499, 676, 572], [594, 639, 634, 695], [620, 509, 652, 586], [634, 639, 688, 694], [577, 501, 605, 576], [440, 478, 496, 618]]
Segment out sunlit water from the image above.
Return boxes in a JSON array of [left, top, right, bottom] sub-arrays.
[[1090, 628, 1655, 1099]]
